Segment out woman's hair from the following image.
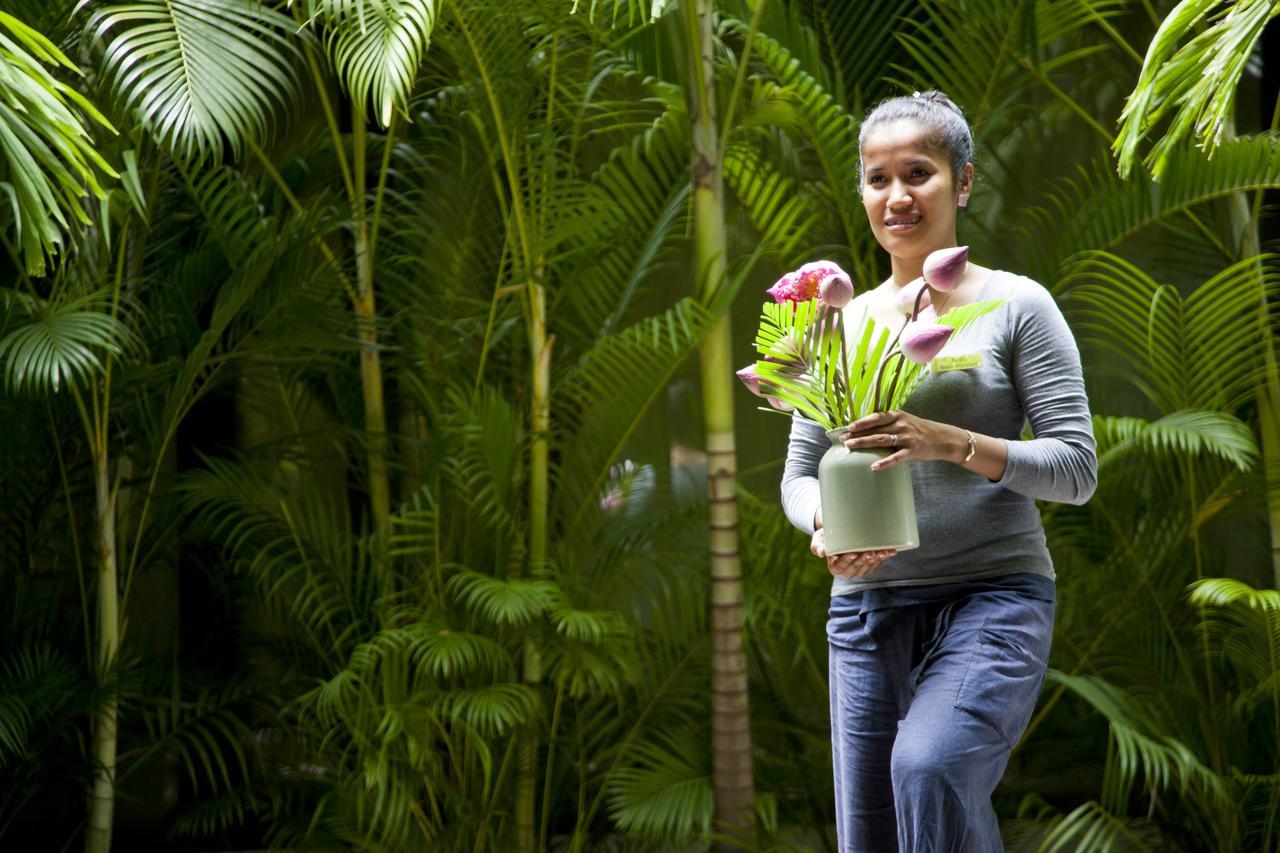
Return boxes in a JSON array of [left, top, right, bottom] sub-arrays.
[[857, 90, 974, 188]]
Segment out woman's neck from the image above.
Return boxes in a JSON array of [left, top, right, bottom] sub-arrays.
[[888, 240, 958, 286]]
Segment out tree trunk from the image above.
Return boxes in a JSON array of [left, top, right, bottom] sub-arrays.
[[516, 282, 551, 851], [688, 0, 754, 847], [354, 276, 392, 534], [86, 448, 118, 853], [352, 115, 392, 537]]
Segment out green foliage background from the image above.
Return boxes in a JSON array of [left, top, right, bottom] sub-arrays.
[[1, 0, 1279, 850]]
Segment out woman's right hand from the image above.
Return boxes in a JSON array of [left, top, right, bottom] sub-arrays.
[[810, 527, 896, 580]]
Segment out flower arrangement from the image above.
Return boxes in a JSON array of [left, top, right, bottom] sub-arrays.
[[737, 247, 1005, 430]]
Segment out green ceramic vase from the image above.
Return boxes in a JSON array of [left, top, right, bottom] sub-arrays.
[[817, 427, 920, 556]]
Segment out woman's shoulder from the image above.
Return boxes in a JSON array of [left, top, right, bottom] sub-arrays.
[[983, 269, 1060, 313]]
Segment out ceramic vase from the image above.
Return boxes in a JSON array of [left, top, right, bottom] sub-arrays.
[[817, 427, 920, 555]]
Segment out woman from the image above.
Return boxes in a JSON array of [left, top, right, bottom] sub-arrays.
[[780, 91, 1097, 852]]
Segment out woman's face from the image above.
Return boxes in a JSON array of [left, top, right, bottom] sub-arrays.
[[859, 119, 971, 260]]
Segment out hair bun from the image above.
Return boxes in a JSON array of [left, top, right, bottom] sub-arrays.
[[919, 90, 962, 114]]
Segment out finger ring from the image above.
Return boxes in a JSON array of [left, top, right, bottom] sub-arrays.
[[890, 434, 898, 447]]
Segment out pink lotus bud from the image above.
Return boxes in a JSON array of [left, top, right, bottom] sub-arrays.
[[916, 304, 938, 323], [922, 245, 968, 293], [900, 321, 954, 364], [819, 272, 853, 309], [894, 278, 931, 316], [736, 364, 764, 396], [765, 396, 795, 412]]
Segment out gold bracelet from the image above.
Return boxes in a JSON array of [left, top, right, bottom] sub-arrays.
[[962, 430, 978, 464]]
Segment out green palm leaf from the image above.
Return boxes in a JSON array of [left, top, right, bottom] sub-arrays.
[[1047, 670, 1231, 812], [444, 566, 555, 627], [607, 725, 713, 844], [82, 0, 301, 157], [0, 10, 115, 274], [1189, 577, 1280, 613], [297, 0, 438, 126], [0, 289, 134, 394], [1022, 138, 1280, 280], [1064, 250, 1280, 412], [892, 0, 1125, 122], [1040, 800, 1154, 852], [131, 685, 256, 797], [562, 102, 691, 342], [799, 0, 919, 106], [723, 139, 821, 270], [552, 297, 716, 538], [741, 25, 873, 279], [1113, 0, 1280, 179], [432, 683, 537, 735], [1093, 411, 1258, 472]]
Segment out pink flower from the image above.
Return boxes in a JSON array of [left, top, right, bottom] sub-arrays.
[[764, 396, 795, 412], [738, 363, 798, 411], [922, 246, 968, 293], [797, 260, 848, 303], [900, 321, 954, 364], [894, 278, 931, 316], [789, 261, 854, 309], [766, 271, 816, 303], [736, 364, 764, 396]]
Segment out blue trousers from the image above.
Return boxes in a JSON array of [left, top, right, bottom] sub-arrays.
[[826, 572, 1055, 853]]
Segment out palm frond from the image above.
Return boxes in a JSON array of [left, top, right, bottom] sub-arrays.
[[607, 724, 713, 844], [1040, 800, 1154, 852], [444, 566, 555, 627], [0, 287, 135, 394], [432, 682, 538, 735], [297, 0, 438, 126], [1188, 577, 1280, 612], [1064, 250, 1280, 412], [1022, 137, 1280, 280], [0, 644, 78, 767], [1113, 0, 1279, 179], [82, 0, 301, 157], [128, 683, 257, 797], [558, 100, 691, 343], [724, 139, 822, 270], [798, 0, 918, 107], [1093, 411, 1258, 472], [1047, 670, 1231, 812], [552, 297, 716, 539], [0, 10, 115, 274], [891, 0, 1126, 122], [740, 24, 872, 280]]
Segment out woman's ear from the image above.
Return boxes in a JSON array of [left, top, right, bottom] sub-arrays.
[[957, 163, 974, 207]]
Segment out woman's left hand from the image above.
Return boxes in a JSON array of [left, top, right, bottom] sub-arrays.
[[842, 410, 962, 471]]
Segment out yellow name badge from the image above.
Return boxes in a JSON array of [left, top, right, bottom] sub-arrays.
[[932, 353, 983, 373]]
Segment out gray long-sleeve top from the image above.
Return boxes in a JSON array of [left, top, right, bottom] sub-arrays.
[[780, 269, 1097, 592]]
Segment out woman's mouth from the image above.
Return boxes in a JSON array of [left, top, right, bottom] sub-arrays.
[[885, 216, 921, 232]]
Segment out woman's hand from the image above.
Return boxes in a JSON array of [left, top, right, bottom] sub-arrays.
[[841, 410, 964, 471], [810, 527, 896, 579]]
